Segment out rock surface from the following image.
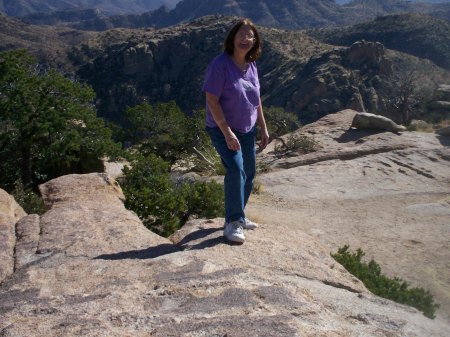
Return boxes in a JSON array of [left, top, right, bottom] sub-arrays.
[[427, 84, 450, 122], [0, 189, 26, 283], [254, 109, 450, 326], [1, 169, 449, 336]]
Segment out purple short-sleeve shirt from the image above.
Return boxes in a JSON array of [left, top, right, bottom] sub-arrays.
[[202, 52, 260, 134]]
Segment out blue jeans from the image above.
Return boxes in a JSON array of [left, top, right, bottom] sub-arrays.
[[207, 126, 256, 223]]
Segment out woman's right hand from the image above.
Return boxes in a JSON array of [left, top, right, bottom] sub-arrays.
[[225, 130, 241, 151]]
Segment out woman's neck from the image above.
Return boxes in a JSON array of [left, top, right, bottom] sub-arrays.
[[231, 53, 247, 70]]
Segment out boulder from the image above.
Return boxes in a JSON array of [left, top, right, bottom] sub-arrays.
[[351, 112, 406, 133], [344, 40, 385, 67], [0, 189, 26, 283], [103, 159, 129, 180], [258, 109, 450, 325], [436, 84, 450, 101], [428, 100, 450, 112], [123, 43, 154, 77], [36, 173, 170, 256], [346, 91, 365, 112], [14, 214, 41, 270]]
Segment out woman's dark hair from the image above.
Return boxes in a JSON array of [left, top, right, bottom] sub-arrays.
[[223, 19, 262, 62]]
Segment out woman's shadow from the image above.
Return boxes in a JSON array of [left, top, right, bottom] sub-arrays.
[[94, 226, 233, 261]]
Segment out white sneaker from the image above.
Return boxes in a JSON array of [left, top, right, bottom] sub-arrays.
[[243, 218, 258, 230], [224, 220, 246, 243]]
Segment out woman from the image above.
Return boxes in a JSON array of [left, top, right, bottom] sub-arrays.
[[203, 19, 269, 243]]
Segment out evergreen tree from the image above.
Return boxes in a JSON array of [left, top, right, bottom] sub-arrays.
[[125, 101, 189, 164], [0, 50, 121, 190]]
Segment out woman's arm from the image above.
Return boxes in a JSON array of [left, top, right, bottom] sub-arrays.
[[206, 92, 241, 151], [257, 97, 269, 150]]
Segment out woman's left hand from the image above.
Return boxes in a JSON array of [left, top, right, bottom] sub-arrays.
[[258, 128, 269, 151]]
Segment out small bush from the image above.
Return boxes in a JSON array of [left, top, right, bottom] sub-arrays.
[[274, 134, 318, 155], [180, 180, 224, 221], [406, 120, 433, 132], [264, 106, 302, 139], [256, 161, 271, 174], [252, 178, 263, 194], [332, 245, 439, 319], [11, 180, 46, 215], [121, 154, 224, 237], [184, 109, 225, 175]]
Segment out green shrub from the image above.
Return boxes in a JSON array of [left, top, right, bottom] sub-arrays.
[[274, 134, 318, 155], [121, 154, 223, 237], [264, 106, 302, 138], [406, 120, 433, 132], [331, 245, 439, 319], [256, 160, 271, 174], [125, 105, 225, 175], [121, 154, 183, 236], [180, 180, 224, 222], [11, 180, 46, 215]]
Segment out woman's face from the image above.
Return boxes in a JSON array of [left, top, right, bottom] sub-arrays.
[[233, 24, 256, 54]]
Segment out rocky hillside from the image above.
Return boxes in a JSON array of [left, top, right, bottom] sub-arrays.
[[0, 0, 180, 17], [69, 15, 335, 122], [0, 12, 94, 69], [1, 111, 449, 335], [16, 0, 450, 31], [20, 0, 345, 31], [1, 12, 448, 125], [424, 3, 450, 22], [308, 13, 450, 71], [69, 15, 450, 124]]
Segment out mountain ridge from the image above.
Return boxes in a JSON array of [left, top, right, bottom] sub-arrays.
[[15, 0, 450, 31], [0, 0, 180, 17], [64, 14, 449, 125], [308, 13, 450, 70], [1, 12, 449, 125]]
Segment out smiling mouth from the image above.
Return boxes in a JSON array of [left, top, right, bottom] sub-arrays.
[[239, 43, 252, 49]]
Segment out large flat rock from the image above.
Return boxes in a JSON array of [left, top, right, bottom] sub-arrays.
[[253, 109, 450, 326], [1, 173, 449, 336]]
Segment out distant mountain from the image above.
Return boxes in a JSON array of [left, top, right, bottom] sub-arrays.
[[0, 0, 181, 17], [1, 13, 448, 125], [409, 0, 450, 2], [0, 12, 94, 69], [337, 0, 450, 3], [65, 15, 448, 124], [308, 13, 450, 70], [18, 0, 450, 32], [21, 0, 348, 30]]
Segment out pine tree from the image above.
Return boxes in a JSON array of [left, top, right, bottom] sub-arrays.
[[0, 50, 121, 190]]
